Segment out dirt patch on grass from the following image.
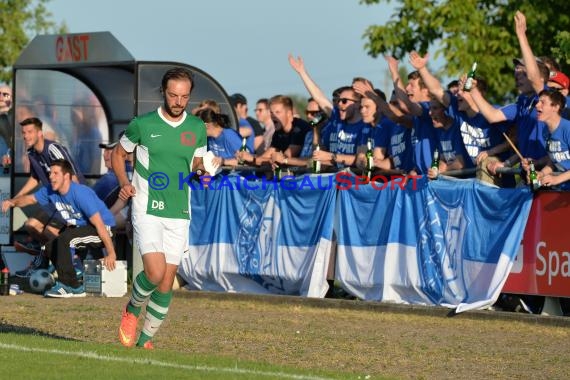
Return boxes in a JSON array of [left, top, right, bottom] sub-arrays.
[[1, 290, 570, 379]]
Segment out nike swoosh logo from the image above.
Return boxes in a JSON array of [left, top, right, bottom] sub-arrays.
[[150, 134, 162, 138], [119, 328, 132, 345]]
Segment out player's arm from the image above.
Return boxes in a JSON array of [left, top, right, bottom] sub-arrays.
[[112, 143, 135, 201]]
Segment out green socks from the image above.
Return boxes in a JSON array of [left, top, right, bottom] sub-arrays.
[[127, 271, 157, 317], [136, 289, 172, 346]]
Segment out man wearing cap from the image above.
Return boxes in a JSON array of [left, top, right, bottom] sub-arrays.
[[93, 132, 132, 205], [230, 93, 263, 152], [92, 132, 133, 230]]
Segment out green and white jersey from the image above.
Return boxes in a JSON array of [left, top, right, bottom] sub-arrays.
[[120, 108, 207, 220]]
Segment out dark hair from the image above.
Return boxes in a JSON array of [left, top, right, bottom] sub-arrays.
[[50, 159, 74, 177], [539, 56, 561, 72], [332, 86, 352, 104], [474, 76, 488, 94], [447, 80, 459, 89], [537, 62, 551, 84], [161, 67, 194, 93], [196, 108, 230, 128], [408, 71, 426, 89], [538, 89, 567, 114], [256, 98, 269, 107], [19, 117, 43, 130], [374, 88, 387, 102]]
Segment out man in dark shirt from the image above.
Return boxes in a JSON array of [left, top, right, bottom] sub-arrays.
[[237, 95, 309, 170]]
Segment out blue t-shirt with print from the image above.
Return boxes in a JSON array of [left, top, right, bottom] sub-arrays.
[[208, 128, 243, 159], [435, 119, 475, 169], [446, 94, 506, 165], [543, 118, 570, 190], [378, 118, 413, 171], [34, 182, 116, 227], [323, 107, 368, 155], [500, 93, 547, 160]]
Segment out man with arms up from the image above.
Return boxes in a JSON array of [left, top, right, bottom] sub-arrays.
[[113, 67, 207, 350]]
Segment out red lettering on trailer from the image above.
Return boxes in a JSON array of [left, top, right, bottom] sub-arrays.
[[55, 35, 90, 62]]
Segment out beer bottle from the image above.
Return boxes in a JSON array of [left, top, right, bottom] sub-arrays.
[[431, 149, 440, 179], [463, 62, 477, 91], [529, 159, 540, 191], [238, 137, 247, 165], [312, 144, 321, 174], [365, 138, 374, 178], [309, 112, 324, 127]]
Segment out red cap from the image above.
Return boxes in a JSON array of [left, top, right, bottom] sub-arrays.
[[549, 71, 570, 90]]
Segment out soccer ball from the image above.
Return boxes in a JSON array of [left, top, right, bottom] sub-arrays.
[[29, 269, 55, 294]]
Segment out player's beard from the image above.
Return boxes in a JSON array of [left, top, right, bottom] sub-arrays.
[[163, 100, 185, 119]]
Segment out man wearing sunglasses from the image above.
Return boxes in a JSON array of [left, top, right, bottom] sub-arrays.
[[288, 55, 369, 169]]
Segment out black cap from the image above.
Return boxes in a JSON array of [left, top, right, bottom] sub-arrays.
[[229, 93, 247, 107], [98, 131, 125, 149]]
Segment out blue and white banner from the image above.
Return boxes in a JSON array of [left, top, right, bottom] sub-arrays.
[[178, 174, 336, 297], [335, 175, 533, 312]]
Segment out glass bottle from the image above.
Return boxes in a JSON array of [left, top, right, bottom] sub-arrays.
[[365, 138, 374, 178], [238, 137, 247, 165], [529, 159, 540, 191], [463, 62, 477, 91], [312, 144, 321, 174]]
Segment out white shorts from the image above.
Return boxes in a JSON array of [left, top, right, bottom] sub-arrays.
[[131, 213, 190, 265]]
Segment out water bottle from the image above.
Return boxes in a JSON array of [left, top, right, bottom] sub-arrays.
[[1, 267, 9, 295]]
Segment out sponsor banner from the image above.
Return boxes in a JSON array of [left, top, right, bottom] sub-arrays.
[[503, 191, 570, 297]]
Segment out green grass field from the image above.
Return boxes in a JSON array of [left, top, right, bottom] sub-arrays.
[[2, 290, 570, 379], [0, 332, 350, 380]]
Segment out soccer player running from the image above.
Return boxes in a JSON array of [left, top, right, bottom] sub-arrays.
[[112, 67, 207, 349]]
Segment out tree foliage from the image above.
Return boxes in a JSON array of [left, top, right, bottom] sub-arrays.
[[0, 0, 66, 84], [360, 0, 570, 102]]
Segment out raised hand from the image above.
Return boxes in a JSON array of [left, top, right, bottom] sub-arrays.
[[409, 51, 429, 70], [514, 10, 527, 37], [288, 54, 305, 74], [384, 55, 400, 75]]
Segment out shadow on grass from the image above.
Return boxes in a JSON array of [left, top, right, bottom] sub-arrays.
[[0, 323, 77, 341]]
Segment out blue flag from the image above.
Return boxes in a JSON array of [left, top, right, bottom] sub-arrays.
[[335, 176, 533, 312]]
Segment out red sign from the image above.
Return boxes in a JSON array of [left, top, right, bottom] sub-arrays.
[[55, 35, 90, 62], [503, 191, 570, 297]]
